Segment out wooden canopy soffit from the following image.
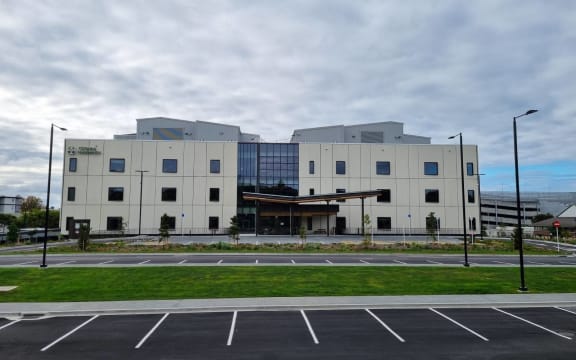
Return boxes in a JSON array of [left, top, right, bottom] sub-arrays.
[[242, 190, 384, 204]]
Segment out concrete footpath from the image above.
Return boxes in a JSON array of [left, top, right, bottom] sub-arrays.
[[2, 293, 576, 318]]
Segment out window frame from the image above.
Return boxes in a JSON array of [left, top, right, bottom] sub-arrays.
[[161, 187, 177, 202], [468, 189, 475, 203], [209, 188, 220, 202], [67, 187, 76, 201], [376, 161, 391, 175], [425, 189, 440, 203], [162, 159, 178, 173], [377, 217, 392, 230], [69, 158, 77, 172], [109, 158, 126, 173], [106, 217, 123, 231], [467, 162, 474, 176], [336, 188, 346, 203], [209, 216, 219, 230], [309, 160, 315, 174], [210, 159, 221, 174], [377, 189, 391, 203], [108, 187, 124, 201]]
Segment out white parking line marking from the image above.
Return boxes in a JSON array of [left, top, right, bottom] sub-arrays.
[[55, 261, 76, 265], [493, 308, 572, 340], [138, 260, 151, 265], [135, 313, 170, 349], [41, 315, 99, 352], [325, 260, 333, 264], [300, 310, 319, 344], [365, 309, 405, 343], [227, 311, 237, 346], [0, 320, 20, 331], [98, 260, 114, 265], [217, 259, 223, 264], [555, 307, 576, 316], [178, 260, 187, 264], [429, 308, 489, 341], [559, 261, 576, 265], [291, 259, 296, 264], [360, 260, 370, 264], [393, 260, 407, 264], [255, 259, 259, 264], [527, 261, 545, 265], [493, 261, 515, 265], [15, 261, 36, 265], [426, 260, 442, 265]]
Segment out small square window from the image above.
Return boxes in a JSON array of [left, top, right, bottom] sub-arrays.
[[162, 187, 177, 201], [468, 189, 475, 203], [424, 162, 438, 175], [109, 158, 125, 173], [67, 187, 76, 201], [210, 188, 220, 202], [69, 158, 77, 172], [163, 159, 178, 173], [210, 159, 221, 174], [309, 161, 315, 174], [467, 162, 474, 176], [108, 187, 124, 201], [425, 189, 440, 203], [309, 188, 315, 195], [107, 217, 123, 231], [336, 161, 346, 175], [209, 216, 219, 230], [377, 189, 391, 203], [377, 217, 392, 230], [376, 161, 391, 175]]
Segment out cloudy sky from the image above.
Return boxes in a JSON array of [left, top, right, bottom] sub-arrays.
[[1, 0, 575, 207]]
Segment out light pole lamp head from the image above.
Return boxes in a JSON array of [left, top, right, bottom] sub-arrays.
[[525, 109, 538, 115], [448, 132, 462, 140], [52, 123, 67, 131]]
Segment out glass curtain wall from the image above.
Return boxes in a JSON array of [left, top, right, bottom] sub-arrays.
[[237, 143, 299, 233]]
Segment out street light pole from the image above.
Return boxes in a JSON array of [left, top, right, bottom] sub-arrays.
[[41, 124, 67, 268], [449, 133, 469, 267], [513, 109, 538, 292], [135, 170, 149, 236]]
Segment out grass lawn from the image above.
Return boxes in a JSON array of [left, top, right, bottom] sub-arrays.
[[1, 266, 575, 302]]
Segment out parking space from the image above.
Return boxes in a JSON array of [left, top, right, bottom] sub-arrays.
[[1, 307, 576, 359]]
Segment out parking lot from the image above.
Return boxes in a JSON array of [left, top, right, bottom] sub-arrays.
[[2, 307, 576, 359]]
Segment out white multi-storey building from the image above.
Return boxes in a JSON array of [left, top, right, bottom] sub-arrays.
[[60, 118, 480, 236]]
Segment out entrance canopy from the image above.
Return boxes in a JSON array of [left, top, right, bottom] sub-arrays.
[[242, 190, 384, 204]]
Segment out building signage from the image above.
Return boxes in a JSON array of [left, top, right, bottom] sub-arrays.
[[67, 146, 101, 155]]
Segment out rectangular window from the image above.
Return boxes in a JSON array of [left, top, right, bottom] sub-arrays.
[[377, 217, 392, 230], [161, 216, 176, 230], [336, 188, 346, 203], [307, 217, 313, 231], [467, 162, 474, 176], [376, 161, 391, 175], [209, 216, 219, 230], [209, 188, 220, 202], [425, 189, 440, 203], [69, 158, 77, 172], [335, 161, 346, 175], [108, 187, 124, 201], [109, 158, 125, 173], [309, 188, 315, 195], [163, 159, 178, 173], [67, 187, 76, 201], [468, 189, 475, 203], [210, 159, 221, 174], [106, 217, 123, 231], [161, 187, 177, 201], [424, 162, 438, 175], [309, 161, 315, 174], [377, 189, 391, 203]]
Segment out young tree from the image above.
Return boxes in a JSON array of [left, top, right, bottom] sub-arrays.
[[426, 212, 438, 242], [7, 223, 19, 243], [159, 213, 171, 246], [299, 226, 307, 248], [229, 216, 240, 246], [362, 214, 372, 248], [78, 224, 90, 251]]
